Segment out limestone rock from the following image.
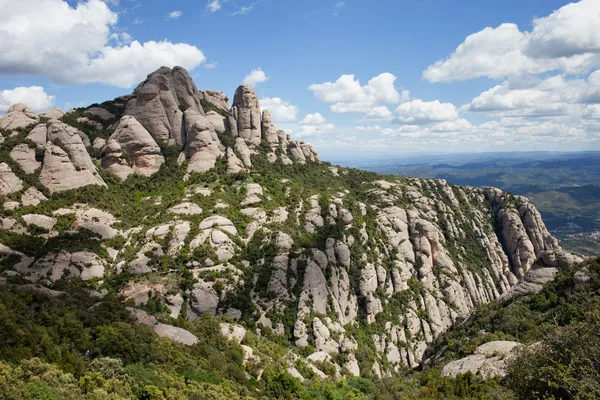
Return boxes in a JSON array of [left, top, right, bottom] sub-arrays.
[[27, 125, 48, 149], [261, 110, 279, 150], [102, 115, 164, 179], [0, 163, 23, 195], [40, 121, 105, 193], [0, 104, 38, 133], [442, 341, 520, 379], [10, 144, 40, 174], [201, 89, 230, 112], [206, 110, 227, 133], [129, 308, 198, 345], [124, 66, 204, 144], [189, 281, 220, 317], [184, 109, 224, 173], [231, 84, 261, 148], [170, 202, 202, 215], [39, 108, 64, 120]]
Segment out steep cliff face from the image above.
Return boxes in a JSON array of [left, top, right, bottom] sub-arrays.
[[0, 66, 580, 380]]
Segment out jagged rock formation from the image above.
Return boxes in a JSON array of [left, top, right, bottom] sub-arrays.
[[0, 65, 581, 382], [442, 341, 521, 378], [102, 115, 164, 180], [0, 104, 38, 135]]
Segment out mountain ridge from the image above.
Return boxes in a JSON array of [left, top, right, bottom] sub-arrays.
[[0, 66, 582, 382]]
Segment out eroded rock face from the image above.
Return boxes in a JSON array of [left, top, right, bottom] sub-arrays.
[[0, 163, 23, 195], [10, 144, 40, 174], [442, 341, 521, 379], [230, 84, 261, 148], [102, 115, 164, 180], [0, 104, 38, 133], [39, 122, 106, 193], [184, 110, 224, 173], [201, 89, 230, 112], [261, 110, 279, 151], [124, 66, 204, 145], [39, 108, 65, 120]]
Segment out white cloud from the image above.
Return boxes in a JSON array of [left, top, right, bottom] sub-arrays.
[[295, 112, 334, 138], [308, 73, 404, 113], [243, 67, 269, 87], [0, 86, 55, 113], [299, 112, 327, 126], [261, 97, 299, 122], [232, 5, 253, 16], [204, 61, 218, 69], [0, 0, 207, 88], [461, 71, 600, 117], [334, 1, 345, 16], [355, 125, 382, 132], [72, 40, 206, 87], [207, 0, 221, 13], [168, 10, 182, 19], [423, 0, 600, 82], [363, 106, 393, 121], [394, 99, 459, 124], [431, 118, 473, 132], [583, 105, 600, 119]]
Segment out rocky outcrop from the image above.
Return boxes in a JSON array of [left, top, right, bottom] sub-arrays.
[[201, 89, 230, 112], [261, 110, 279, 151], [39, 121, 105, 193], [124, 66, 204, 145], [0, 104, 38, 134], [129, 308, 198, 345], [183, 110, 224, 173], [442, 341, 521, 378], [10, 144, 40, 174], [102, 115, 164, 180], [230, 84, 261, 148], [0, 163, 23, 195], [39, 108, 64, 120]]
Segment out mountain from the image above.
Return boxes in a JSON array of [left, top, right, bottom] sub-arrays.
[[0, 66, 584, 398]]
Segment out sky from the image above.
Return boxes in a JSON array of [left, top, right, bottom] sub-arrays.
[[0, 0, 599, 161]]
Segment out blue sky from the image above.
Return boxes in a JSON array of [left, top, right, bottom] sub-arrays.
[[1, 0, 599, 161]]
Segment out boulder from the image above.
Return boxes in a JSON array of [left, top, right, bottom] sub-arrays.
[[205, 110, 227, 133], [124, 66, 204, 145], [184, 109, 224, 173], [442, 341, 521, 379], [261, 110, 279, 150], [40, 121, 105, 193], [0, 163, 23, 195], [102, 115, 164, 179], [201, 89, 230, 112], [10, 143, 40, 174], [39, 108, 64, 120], [0, 104, 38, 133], [231, 84, 261, 148]]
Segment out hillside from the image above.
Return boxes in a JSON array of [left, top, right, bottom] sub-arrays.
[[0, 66, 583, 399], [353, 153, 600, 256]]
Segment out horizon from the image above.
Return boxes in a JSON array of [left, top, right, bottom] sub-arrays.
[[0, 0, 599, 159]]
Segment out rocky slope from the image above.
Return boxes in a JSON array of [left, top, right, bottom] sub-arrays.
[[0, 66, 580, 380]]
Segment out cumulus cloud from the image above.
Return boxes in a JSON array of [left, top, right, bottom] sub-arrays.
[[261, 97, 299, 122], [299, 112, 327, 126], [423, 0, 600, 82], [0, 0, 207, 88], [0, 86, 55, 113], [243, 68, 269, 87], [393, 99, 459, 124], [296, 112, 334, 138], [461, 71, 600, 117], [363, 106, 393, 121], [72, 41, 206, 87], [207, 1, 221, 13], [168, 10, 182, 19], [308, 73, 405, 113]]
